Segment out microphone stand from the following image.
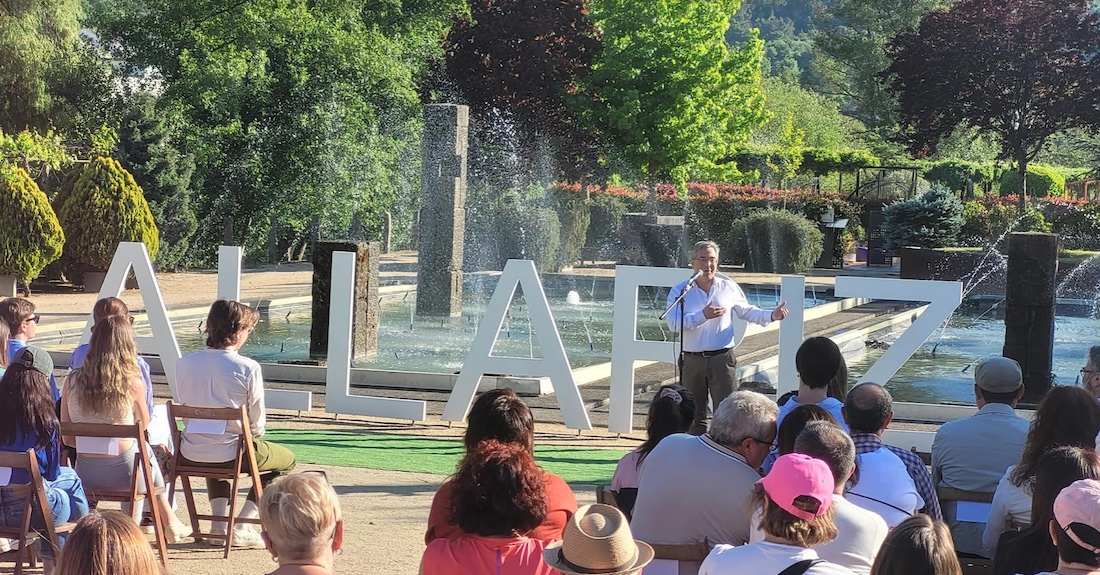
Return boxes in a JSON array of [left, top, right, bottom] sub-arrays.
[[660, 282, 694, 387]]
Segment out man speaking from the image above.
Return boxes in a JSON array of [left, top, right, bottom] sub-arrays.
[[666, 240, 788, 434]]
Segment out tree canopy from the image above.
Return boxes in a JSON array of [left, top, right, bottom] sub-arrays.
[[886, 0, 1100, 205], [582, 0, 767, 201]]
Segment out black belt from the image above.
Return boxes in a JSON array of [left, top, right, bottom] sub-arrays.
[[683, 347, 732, 358]]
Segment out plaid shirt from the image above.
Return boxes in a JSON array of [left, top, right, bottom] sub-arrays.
[[851, 432, 942, 520]]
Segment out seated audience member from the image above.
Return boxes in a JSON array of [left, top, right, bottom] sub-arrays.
[[0, 321, 8, 377], [176, 300, 297, 548], [984, 386, 1100, 557], [54, 510, 164, 575], [843, 383, 937, 524], [993, 447, 1100, 575], [761, 404, 838, 474], [0, 297, 59, 400], [611, 384, 696, 518], [426, 388, 576, 543], [870, 515, 962, 575], [422, 440, 553, 575], [0, 348, 90, 574], [777, 337, 849, 432], [701, 453, 853, 575], [1082, 346, 1100, 401], [932, 357, 1030, 556], [543, 504, 653, 575], [630, 391, 778, 575], [260, 471, 343, 575], [750, 422, 888, 575], [69, 297, 154, 415], [1029, 479, 1100, 575], [60, 315, 191, 541]]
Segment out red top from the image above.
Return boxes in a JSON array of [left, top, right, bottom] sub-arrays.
[[424, 471, 577, 543], [421, 535, 555, 575]]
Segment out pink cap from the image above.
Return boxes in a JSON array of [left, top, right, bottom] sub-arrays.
[[1054, 479, 1100, 554], [758, 453, 834, 521]]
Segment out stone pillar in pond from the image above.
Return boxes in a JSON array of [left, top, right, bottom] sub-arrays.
[[1003, 232, 1058, 401], [416, 104, 467, 317], [310, 242, 379, 360]]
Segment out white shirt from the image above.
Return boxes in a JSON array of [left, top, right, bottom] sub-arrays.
[[665, 274, 773, 352], [846, 447, 924, 528], [750, 496, 888, 575], [701, 541, 855, 575], [175, 348, 266, 463], [631, 434, 761, 575], [983, 465, 1033, 557]]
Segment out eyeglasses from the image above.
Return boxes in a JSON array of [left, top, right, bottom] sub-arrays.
[[23, 314, 40, 324], [748, 437, 775, 448]]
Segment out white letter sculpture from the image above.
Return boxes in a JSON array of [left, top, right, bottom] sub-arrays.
[[325, 251, 427, 420], [442, 259, 592, 430], [85, 242, 183, 399], [835, 277, 962, 385]]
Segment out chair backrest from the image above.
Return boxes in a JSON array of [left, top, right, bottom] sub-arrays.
[[596, 484, 617, 507], [649, 540, 710, 562], [165, 402, 254, 452], [936, 486, 994, 504], [0, 449, 64, 558]]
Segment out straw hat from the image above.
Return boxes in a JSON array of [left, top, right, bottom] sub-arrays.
[[544, 504, 653, 575]]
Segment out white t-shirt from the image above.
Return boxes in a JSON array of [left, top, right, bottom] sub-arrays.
[[983, 464, 1033, 556], [176, 348, 267, 463], [700, 541, 855, 575], [846, 447, 923, 528], [749, 496, 888, 575]]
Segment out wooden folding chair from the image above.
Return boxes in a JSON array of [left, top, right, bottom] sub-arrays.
[[937, 485, 995, 575], [595, 484, 617, 507], [166, 401, 263, 559], [61, 421, 168, 566], [0, 449, 76, 575]]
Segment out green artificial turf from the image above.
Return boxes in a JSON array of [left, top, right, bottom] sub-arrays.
[[263, 429, 629, 484]]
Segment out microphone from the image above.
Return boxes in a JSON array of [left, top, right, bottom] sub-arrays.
[[685, 269, 703, 289]]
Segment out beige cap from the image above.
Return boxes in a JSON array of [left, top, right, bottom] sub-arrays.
[[975, 356, 1023, 393]]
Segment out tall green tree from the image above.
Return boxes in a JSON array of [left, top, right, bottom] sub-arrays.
[[0, 0, 114, 135], [582, 0, 767, 210], [93, 0, 462, 262], [117, 94, 198, 270], [810, 0, 944, 137]]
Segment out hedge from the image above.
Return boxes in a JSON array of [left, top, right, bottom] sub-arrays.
[[57, 156, 159, 270], [922, 160, 996, 194], [999, 165, 1066, 198], [0, 166, 65, 284]]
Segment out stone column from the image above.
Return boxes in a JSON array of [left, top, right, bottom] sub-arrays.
[[310, 241, 379, 360], [1003, 232, 1058, 401], [415, 104, 468, 317]]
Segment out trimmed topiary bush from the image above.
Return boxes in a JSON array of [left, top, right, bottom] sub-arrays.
[[999, 165, 1065, 198], [587, 193, 628, 256], [0, 166, 65, 284], [552, 190, 590, 268], [58, 156, 159, 270], [729, 210, 823, 273], [882, 187, 965, 252], [498, 205, 563, 273]]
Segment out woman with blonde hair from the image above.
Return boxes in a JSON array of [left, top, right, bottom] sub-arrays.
[[260, 471, 343, 575], [55, 510, 163, 575], [60, 315, 191, 541]]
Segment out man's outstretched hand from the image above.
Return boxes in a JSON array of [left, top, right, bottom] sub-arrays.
[[771, 301, 789, 321]]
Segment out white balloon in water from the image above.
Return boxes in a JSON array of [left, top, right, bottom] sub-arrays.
[[566, 290, 581, 305]]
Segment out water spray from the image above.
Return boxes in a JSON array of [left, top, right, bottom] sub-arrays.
[[582, 318, 594, 351]]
